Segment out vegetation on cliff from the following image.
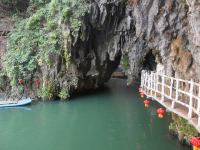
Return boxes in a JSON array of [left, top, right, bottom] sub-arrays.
[[169, 116, 199, 144], [2, 0, 88, 99]]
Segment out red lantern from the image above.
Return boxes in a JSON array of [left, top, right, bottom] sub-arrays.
[[35, 79, 39, 88], [143, 99, 150, 108], [191, 137, 200, 150], [157, 108, 165, 118], [18, 79, 24, 85], [140, 91, 144, 98]]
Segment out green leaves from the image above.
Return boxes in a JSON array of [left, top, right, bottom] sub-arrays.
[[41, 81, 56, 100], [4, 0, 88, 90], [122, 54, 130, 71], [169, 116, 199, 138], [4, 29, 39, 84], [60, 0, 87, 30], [58, 88, 70, 100]]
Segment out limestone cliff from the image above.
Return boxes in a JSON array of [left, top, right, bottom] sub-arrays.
[[0, 0, 199, 99], [79, 0, 200, 83], [88, 0, 200, 82]]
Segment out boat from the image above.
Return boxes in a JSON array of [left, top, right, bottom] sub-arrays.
[[0, 98, 32, 107]]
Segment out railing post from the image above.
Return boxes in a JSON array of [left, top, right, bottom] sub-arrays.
[[141, 71, 144, 88], [161, 75, 165, 102], [198, 87, 200, 126], [150, 73, 153, 96], [170, 78, 173, 98], [145, 72, 147, 92], [154, 73, 156, 97], [146, 71, 148, 92], [198, 87, 200, 113], [148, 72, 150, 94], [198, 115, 200, 127], [143, 71, 145, 89], [156, 73, 159, 98], [172, 79, 179, 109], [153, 73, 155, 90], [188, 80, 194, 119]]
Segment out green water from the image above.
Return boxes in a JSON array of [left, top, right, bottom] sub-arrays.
[[0, 79, 190, 150]]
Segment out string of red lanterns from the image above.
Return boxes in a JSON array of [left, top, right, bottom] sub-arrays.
[[138, 86, 166, 118]]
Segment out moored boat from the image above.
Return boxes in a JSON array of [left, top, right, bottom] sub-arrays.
[[0, 98, 32, 107]]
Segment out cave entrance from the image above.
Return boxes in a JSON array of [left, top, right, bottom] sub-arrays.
[[142, 50, 157, 71], [111, 53, 127, 79], [110, 50, 158, 82]]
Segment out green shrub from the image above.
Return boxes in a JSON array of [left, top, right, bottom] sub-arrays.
[[122, 54, 129, 71], [4, 0, 88, 85], [169, 116, 199, 139], [58, 88, 69, 100], [41, 81, 56, 100]]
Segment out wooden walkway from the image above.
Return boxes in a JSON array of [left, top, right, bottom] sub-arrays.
[[140, 70, 200, 132]]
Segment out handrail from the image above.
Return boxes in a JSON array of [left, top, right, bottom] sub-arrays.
[[140, 70, 200, 132]]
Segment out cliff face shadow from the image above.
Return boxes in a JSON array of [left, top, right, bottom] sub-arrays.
[[70, 84, 111, 100]]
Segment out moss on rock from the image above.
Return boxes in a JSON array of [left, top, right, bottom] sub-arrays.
[[169, 115, 199, 145]]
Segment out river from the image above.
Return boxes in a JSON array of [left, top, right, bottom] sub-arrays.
[[0, 79, 190, 150]]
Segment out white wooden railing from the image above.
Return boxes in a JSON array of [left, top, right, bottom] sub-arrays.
[[140, 70, 200, 132]]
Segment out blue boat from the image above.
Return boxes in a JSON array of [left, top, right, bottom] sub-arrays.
[[0, 98, 32, 107]]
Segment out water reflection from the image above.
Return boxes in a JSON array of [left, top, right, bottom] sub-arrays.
[[2, 106, 32, 111]]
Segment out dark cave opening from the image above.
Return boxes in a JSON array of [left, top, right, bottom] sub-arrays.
[[142, 50, 157, 71], [111, 53, 127, 79]]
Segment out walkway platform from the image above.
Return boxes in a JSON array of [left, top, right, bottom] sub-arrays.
[[141, 70, 200, 132]]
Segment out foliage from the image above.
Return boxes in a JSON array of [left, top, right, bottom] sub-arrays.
[[27, 0, 51, 11], [121, 54, 129, 71], [58, 88, 69, 100], [169, 116, 199, 139], [17, 84, 24, 94], [41, 81, 56, 100], [4, 0, 88, 86]]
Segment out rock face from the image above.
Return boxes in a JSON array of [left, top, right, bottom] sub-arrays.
[[187, 1, 200, 81], [0, 0, 200, 98], [72, 0, 126, 91], [82, 0, 200, 83], [37, 1, 126, 94]]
